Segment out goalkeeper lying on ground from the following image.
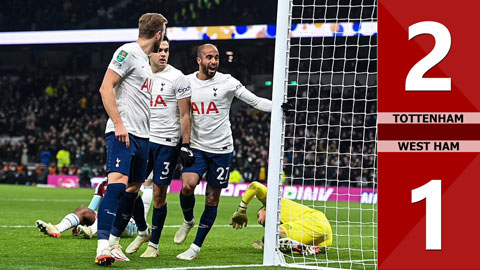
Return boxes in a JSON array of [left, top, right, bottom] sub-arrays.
[[229, 181, 333, 255]]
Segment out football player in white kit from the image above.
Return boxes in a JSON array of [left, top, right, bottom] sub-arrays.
[[95, 13, 168, 266], [175, 44, 273, 260], [124, 36, 195, 258]]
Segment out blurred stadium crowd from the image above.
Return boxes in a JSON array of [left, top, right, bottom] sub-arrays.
[[0, 0, 275, 31], [0, 0, 377, 188]]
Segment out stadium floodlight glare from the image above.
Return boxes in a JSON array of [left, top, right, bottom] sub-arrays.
[[265, 1, 377, 269], [0, 22, 377, 45]]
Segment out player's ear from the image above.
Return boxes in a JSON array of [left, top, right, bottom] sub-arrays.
[[196, 57, 201, 65], [156, 30, 163, 41]]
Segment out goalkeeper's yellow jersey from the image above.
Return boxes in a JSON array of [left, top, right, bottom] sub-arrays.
[[241, 181, 332, 247]]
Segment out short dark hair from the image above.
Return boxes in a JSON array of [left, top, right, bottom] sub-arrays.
[[163, 35, 169, 43], [138, 13, 168, 39]]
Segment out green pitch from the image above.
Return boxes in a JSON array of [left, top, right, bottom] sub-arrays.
[[0, 185, 376, 270]]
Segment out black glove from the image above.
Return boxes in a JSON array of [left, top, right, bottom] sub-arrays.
[[281, 99, 295, 116], [179, 143, 195, 168]]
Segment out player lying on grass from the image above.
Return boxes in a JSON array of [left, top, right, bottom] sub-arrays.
[[229, 181, 333, 255], [35, 177, 149, 239]]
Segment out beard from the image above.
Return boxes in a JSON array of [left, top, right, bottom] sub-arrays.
[[201, 63, 217, 78]]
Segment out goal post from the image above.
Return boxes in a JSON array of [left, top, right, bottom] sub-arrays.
[[263, 0, 292, 266], [265, 0, 378, 269]]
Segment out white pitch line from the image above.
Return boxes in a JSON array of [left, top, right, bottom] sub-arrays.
[[0, 224, 375, 229]]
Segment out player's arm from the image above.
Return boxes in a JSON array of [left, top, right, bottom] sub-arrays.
[[88, 178, 107, 210], [178, 97, 191, 145], [235, 86, 272, 112], [87, 195, 102, 211], [99, 69, 130, 147], [229, 181, 268, 229], [177, 96, 195, 167]]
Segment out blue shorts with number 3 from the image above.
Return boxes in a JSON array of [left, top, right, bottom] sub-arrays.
[[182, 148, 233, 188], [146, 141, 178, 185]]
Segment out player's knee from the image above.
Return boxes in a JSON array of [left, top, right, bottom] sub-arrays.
[[154, 199, 166, 208], [126, 183, 142, 193], [153, 193, 167, 208], [182, 183, 195, 195], [74, 205, 88, 213], [205, 196, 220, 206]]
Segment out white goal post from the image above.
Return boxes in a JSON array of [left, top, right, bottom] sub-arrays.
[[265, 0, 377, 269]]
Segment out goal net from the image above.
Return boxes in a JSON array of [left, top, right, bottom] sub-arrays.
[[265, 1, 377, 269]]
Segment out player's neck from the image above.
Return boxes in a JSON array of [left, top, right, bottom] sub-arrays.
[[196, 71, 213, 81], [152, 64, 167, 73], [136, 38, 154, 56]]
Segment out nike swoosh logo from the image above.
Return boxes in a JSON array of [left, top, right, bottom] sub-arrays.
[[159, 176, 169, 180]]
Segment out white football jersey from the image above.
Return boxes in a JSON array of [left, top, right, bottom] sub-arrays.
[[187, 72, 272, 154], [150, 65, 191, 146], [105, 42, 153, 138]]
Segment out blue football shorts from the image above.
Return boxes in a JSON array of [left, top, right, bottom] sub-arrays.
[[146, 141, 178, 185], [182, 148, 233, 188], [105, 132, 149, 183]]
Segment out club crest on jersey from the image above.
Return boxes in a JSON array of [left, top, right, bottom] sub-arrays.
[[192, 101, 219, 114], [117, 50, 128, 62], [213, 87, 218, 97], [160, 82, 166, 91]]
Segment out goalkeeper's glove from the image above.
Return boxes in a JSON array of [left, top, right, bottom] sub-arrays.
[[179, 143, 196, 168], [229, 207, 248, 230]]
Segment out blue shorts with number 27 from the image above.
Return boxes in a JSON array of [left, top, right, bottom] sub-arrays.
[[182, 148, 233, 188]]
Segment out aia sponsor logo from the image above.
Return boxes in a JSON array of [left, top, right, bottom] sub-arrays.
[[192, 101, 219, 114], [151, 95, 167, 107], [141, 78, 153, 93]]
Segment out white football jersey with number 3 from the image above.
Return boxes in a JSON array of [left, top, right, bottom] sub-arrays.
[[149, 65, 191, 146]]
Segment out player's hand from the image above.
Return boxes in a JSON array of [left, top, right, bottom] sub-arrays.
[[229, 208, 248, 230], [252, 240, 264, 249], [281, 99, 295, 116], [115, 122, 130, 148], [179, 143, 195, 167]]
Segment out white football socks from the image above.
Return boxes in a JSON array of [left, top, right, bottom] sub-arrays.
[[97, 239, 109, 256], [56, 213, 80, 233], [142, 186, 153, 220]]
